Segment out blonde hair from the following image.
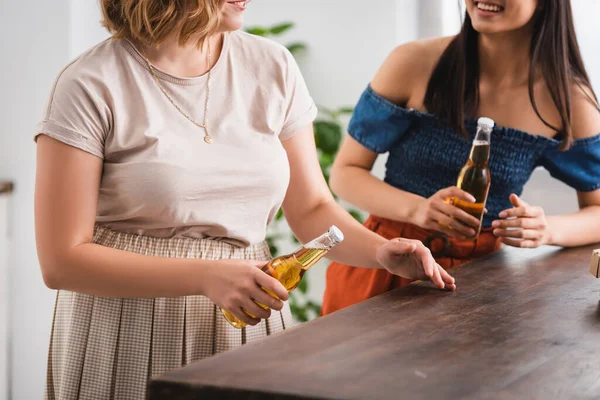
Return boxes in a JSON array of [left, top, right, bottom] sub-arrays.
[[100, 0, 222, 47]]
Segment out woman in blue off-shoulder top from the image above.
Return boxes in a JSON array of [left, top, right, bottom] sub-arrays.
[[323, 0, 600, 314]]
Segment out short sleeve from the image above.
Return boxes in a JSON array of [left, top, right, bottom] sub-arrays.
[[35, 64, 110, 159], [538, 135, 600, 192], [279, 50, 318, 141], [347, 85, 414, 154]]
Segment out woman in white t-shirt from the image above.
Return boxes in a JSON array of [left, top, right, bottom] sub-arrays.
[[34, 1, 455, 399]]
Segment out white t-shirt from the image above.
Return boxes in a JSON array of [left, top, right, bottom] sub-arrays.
[[36, 31, 317, 246]]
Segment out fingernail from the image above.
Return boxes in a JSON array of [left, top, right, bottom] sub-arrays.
[[499, 211, 507, 218], [492, 221, 499, 228]]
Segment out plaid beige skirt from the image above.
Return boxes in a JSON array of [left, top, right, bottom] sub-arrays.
[[45, 226, 294, 400]]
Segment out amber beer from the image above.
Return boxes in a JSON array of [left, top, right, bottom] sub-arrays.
[[221, 226, 344, 329], [452, 117, 494, 239]]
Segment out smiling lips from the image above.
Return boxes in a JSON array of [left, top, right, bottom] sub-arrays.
[[227, 1, 247, 10], [475, 1, 504, 13]]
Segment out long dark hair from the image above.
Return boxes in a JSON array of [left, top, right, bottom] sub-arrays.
[[424, 0, 599, 149]]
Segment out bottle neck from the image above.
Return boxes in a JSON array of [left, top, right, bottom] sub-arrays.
[[292, 229, 342, 271], [473, 126, 492, 143], [469, 127, 491, 165], [292, 247, 328, 271]]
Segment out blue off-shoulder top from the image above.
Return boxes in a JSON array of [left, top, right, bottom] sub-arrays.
[[349, 85, 600, 228]]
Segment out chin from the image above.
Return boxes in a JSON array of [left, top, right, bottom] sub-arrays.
[[220, 19, 244, 32], [471, 22, 507, 34]]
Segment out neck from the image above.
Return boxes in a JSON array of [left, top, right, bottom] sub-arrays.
[[478, 25, 535, 87], [138, 33, 224, 78]]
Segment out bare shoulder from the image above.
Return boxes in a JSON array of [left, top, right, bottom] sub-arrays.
[[371, 36, 454, 106], [571, 84, 600, 140]]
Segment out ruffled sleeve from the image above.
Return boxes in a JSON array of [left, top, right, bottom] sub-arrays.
[[538, 134, 600, 192], [347, 85, 413, 154]]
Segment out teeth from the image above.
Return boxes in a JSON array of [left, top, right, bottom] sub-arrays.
[[476, 2, 502, 12]]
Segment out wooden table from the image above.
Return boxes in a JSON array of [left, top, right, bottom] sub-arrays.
[[149, 245, 600, 400]]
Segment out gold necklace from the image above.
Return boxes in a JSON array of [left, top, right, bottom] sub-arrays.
[[143, 40, 214, 144]]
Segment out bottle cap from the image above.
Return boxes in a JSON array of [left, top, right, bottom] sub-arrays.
[[477, 117, 495, 130], [328, 225, 344, 244]]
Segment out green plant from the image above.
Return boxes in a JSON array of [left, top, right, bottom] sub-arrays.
[[246, 22, 362, 322]]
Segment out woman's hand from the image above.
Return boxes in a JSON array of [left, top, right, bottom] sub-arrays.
[[413, 187, 481, 239], [492, 194, 550, 248], [203, 260, 289, 326], [376, 239, 456, 290]]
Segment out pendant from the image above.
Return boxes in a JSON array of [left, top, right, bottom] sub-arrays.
[[204, 135, 213, 144]]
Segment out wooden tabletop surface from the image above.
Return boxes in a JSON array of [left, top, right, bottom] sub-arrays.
[[149, 244, 600, 400]]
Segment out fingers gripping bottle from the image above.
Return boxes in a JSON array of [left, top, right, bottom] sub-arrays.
[[221, 225, 344, 328]]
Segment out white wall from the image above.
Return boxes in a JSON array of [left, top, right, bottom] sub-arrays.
[[572, 1, 600, 93], [0, 194, 10, 400], [0, 1, 71, 399], [69, 0, 111, 57], [245, 0, 402, 112]]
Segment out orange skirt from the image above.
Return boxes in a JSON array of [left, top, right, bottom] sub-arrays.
[[321, 215, 502, 315]]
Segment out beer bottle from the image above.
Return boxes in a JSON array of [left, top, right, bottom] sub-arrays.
[[452, 117, 494, 239], [222, 225, 344, 328]]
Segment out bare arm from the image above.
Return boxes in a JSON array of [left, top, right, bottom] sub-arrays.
[[281, 131, 387, 269], [494, 87, 600, 248], [327, 42, 425, 221], [35, 136, 212, 297], [330, 135, 424, 223], [280, 125, 455, 290], [544, 88, 600, 247], [330, 38, 480, 239], [35, 136, 286, 324], [546, 191, 600, 247]]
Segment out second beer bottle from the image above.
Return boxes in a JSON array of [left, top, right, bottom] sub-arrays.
[[452, 117, 494, 239]]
